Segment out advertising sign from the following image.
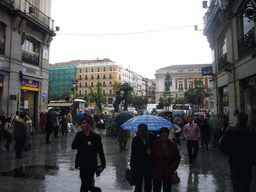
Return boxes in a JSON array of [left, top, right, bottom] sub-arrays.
[[21, 79, 39, 91]]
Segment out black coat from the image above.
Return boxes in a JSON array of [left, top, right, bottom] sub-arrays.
[[130, 133, 158, 170], [72, 131, 106, 170], [45, 117, 53, 134]]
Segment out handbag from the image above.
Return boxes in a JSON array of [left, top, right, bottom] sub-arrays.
[[171, 171, 180, 184], [124, 168, 136, 186]]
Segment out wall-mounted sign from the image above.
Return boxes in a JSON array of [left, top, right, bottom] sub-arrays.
[[42, 91, 47, 99], [21, 79, 39, 91], [0, 75, 3, 87], [43, 48, 49, 60], [202, 66, 213, 76]]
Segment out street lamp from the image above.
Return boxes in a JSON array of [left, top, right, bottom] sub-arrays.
[[72, 81, 77, 100]]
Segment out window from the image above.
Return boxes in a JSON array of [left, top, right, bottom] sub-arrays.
[[85, 82, 88, 87], [178, 81, 183, 90], [91, 75, 94, 80], [103, 67, 106, 72], [103, 74, 106, 79], [91, 68, 94, 72], [79, 90, 82, 96], [79, 75, 82, 80], [109, 90, 112, 95], [103, 90, 106, 95], [109, 81, 112, 86], [219, 36, 227, 57], [91, 82, 94, 87], [109, 74, 112, 79], [97, 68, 100, 72], [79, 82, 82, 87], [110, 67, 112, 71], [85, 90, 88, 95], [85, 75, 88, 80], [0, 22, 6, 55], [97, 75, 100, 79], [22, 37, 40, 66], [79, 69, 82, 73], [103, 82, 106, 87], [188, 81, 194, 89], [85, 68, 88, 73]]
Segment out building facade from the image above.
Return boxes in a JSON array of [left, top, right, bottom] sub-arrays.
[[76, 58, 123, 107], [49, 63, 77, 100], [203, 0, 256, 130], [0, 0, 55, 129], [155, 64, 213, 110]]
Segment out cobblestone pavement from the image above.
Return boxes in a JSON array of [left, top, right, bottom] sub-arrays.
[[0, 127, 256, 192]]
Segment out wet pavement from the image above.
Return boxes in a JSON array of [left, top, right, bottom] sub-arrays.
[[0, 127, 256, 192]]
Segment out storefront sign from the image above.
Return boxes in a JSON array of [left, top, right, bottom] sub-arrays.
[[21, 79, 39, 91], [0, 75, 3, 87]]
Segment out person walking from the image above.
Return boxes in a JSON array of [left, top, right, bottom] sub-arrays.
[[3, 117, 13, 151], [130, 124, 158, 192], [13, 112, 27, 158], [219, 113, 256, 192], [151, 127, 181, 192], [183, 116, 201, 166], [200, 115, 211, 150], [116, 121, 129, 152], [209, 113, 221, 149], [40, 113, 46, 134], [108, 112, 116, 137], [11, 111, 20, 125], [67, 110, 73, 132], [52, 116, 60, 138], [72, 117, 106, 192], [45, 114, 53, 144], [60, 115, 68, 137], [0, 111, 6, 141]]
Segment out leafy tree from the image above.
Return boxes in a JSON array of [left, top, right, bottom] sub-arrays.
[[132, 96, 148, 111], [60, 91, 71, 100], [88, 81, 106, 112], [173, 97, 186, 105], [158, 95, 174, 111], [113, 82, 122, 95], [184, 79, 212, 110]]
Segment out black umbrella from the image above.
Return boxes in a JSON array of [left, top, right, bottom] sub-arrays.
[[114, 111, 134, 125], [47, 111, 60, 116], [49, 107, 61, 111]]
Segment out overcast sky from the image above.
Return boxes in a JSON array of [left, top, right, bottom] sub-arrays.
[[50, 0, 212, 79]]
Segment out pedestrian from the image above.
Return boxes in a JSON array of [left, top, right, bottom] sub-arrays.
[[40, 113, 46, 134], [24, 110, 32, 151], [52, 116, 60, 138], [229, 109, 239, 127], [222, 116, 229, 134], [183, 116, 201, 166], [169, 119, 182, 145], [60, 115, 68, 137], [45, 114, 53, 144], [151, 127, 181, 192], [67, 110, 73, 132], [200, 115, 211, 150], [11, 111, 20, 125], [3, 117, 13, 151], [13, 112, 27, 158], [219, 113, 256, 192], [116, 121, 129, 152], [0, 111, 6, 141], [209, 113, 221, 148], [108, 112, 116, 137], [130, 124, 158, 192], [72, 117, 106, 192]]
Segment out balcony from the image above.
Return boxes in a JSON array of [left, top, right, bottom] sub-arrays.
[[1, 0, 14, 8], [238, 28, 255, 58], [22, 50, 39, 66], [218, 53, 229, 71], [85, 77, 88, 80]]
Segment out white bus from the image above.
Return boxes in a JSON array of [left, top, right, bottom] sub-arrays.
[[171, 104, 192, 116]]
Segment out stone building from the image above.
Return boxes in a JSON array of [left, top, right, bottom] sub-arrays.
[[0, 0, 55, 129], [203, 0, 256, 129], [155, 64, 213, 110]]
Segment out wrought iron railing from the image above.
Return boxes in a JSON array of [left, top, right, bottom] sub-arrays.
[[238, 28, 255, 58], [22, 50, 39, 66], [218, 52, 228, 71], [1, 0, 14, 7], [25, 0, 50, 29]]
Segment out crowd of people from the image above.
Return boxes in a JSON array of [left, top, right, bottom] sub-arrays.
[[0, 108, 255, 192]]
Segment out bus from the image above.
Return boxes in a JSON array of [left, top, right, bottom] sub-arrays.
[[171, 104, 192, 116]]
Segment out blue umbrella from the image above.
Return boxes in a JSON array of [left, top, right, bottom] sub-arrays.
[[76, 113, 85, 119], [120, 115, 174, 131]]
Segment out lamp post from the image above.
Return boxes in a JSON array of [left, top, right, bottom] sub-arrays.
[[72, 80, 77, 116]]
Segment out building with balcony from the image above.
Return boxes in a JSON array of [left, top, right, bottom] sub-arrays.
[[76, 58, 123, 106], [155, 64, 213, 110], [203, 0, 256, 129], [0, 0, 56, 129]]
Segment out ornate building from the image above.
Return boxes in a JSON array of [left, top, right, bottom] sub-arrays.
[[155, 64, 213, 110], [203, 0, 256, 129], [0, 0, 56, 129]]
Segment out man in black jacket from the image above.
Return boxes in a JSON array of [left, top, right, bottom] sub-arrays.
[[130, 124, 158, 192], [219, 113, 256, 192], [72, 117, 106, 192]]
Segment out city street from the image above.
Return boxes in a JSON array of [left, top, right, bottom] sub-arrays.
[[0, 127, 256, 192]]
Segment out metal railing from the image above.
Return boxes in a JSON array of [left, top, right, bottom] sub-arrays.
[[238, 28, 255, 58], [1, 0, 14, 7], [218, 52, 228, 71], [22, 50, 39, 66]]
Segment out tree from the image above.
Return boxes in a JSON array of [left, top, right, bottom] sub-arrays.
[[88, 81, 106, 112], [132, 96, 148, 111], [184, 79, 212, 110], [113, 82, 122, 95], [60, 91, 71, 100], [158, 95, 174, 111]]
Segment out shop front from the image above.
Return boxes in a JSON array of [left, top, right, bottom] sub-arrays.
[[20, 79, 39, 129]]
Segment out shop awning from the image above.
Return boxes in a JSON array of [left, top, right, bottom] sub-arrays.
[[48, 103, 73, 107]]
